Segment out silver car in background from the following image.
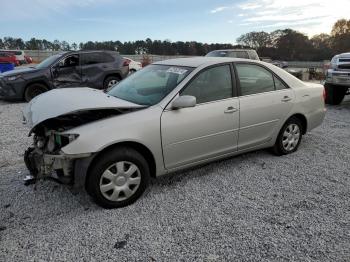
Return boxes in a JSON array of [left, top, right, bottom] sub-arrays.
[[23, 57, 326, 208]]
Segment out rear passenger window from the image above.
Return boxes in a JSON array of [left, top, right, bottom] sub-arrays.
[[236, 64, 275, 96], [181, 65, 233, 104], [82, 52, 113, 65]]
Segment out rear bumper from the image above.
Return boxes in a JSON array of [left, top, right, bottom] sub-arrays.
[[307, 106, 326, 132]]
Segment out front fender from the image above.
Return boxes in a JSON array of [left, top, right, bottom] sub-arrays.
[[61, 106, 165, 175]]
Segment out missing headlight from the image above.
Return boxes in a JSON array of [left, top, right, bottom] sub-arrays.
[[44, 133, 78, 153]]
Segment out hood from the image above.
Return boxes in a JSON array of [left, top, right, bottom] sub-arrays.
[[338, 52, 350, 58], [23, 87, 145, 130], [0, 66, 40, 77]]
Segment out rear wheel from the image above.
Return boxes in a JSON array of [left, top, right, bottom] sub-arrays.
[[325, 83, 346, 105], [273, 117, 303, 156], [24, 83, 48, 102], [86, 147, 150, 208], [103, 76, 121, 90]]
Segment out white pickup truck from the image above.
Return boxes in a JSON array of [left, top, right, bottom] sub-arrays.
[[325, 52, 350, 105]]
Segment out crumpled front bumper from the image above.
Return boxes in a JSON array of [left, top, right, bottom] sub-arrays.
[[24, 147, 92, 185]]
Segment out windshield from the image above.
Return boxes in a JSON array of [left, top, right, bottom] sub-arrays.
[[35, 54, 62, 69], [108, 64, 193, 106]]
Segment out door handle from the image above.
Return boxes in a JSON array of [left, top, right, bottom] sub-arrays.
[[281, 96, 292, 102], [224, 106, 238, 113]]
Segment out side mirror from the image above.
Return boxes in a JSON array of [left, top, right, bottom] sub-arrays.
[[172, 95, 196, 109]]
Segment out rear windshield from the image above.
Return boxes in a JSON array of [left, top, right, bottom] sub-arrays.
[[206, 50, 249, 59]]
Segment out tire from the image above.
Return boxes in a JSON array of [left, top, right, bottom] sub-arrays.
[[86, 147, 150, 209], [325, 83, 346, 105], [24, 83, 48, 102], [103, 76, 121, 90], [273, 117, 303, 156], [129, 69, 136, 74]]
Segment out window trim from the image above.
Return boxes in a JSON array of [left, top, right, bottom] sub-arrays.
[[232, 61, 290, 97], [177, 63, 237, 105]]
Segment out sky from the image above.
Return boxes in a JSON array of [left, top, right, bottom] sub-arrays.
[[1, 0, 349, 44]]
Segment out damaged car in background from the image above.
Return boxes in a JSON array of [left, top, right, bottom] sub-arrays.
[[23, 57, 326, 208]]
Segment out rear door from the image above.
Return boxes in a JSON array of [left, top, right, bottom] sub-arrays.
[[52, 54, 82, 88], [235, 63, 294, 150], [81, 52, 114, 89], [161, 64, 240, 169]]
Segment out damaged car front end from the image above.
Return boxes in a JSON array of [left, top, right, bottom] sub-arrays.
[[24, 119, 90, 185], [22, 87, 145, 186]]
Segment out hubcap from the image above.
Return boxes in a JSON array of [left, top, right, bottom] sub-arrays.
[[282, 124, 300, 151], [99, 161, 141, 202], [108, 79, 119, 88]]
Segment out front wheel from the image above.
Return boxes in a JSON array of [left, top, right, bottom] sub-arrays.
[[24, 83, 48, 102], [86, 147, 150, 208], [273, 117, 303, 156]]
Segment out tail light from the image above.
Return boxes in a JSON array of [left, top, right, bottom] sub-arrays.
[[123, 59, 131, 67]]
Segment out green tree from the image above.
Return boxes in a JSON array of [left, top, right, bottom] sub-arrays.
[[237, 31, 271, 50]]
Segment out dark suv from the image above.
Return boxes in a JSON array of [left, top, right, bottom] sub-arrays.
[[0, 50, 129, 101]]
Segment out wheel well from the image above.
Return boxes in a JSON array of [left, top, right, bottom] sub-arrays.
[[23, 81, 49, 98], [289, 114, 307, 134], [87, 141, 157, 179], [22, 80, 50, 98], [104, 73, 121, 83]]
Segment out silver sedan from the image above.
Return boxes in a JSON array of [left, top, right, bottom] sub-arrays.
[[23, 57, 326, 208]]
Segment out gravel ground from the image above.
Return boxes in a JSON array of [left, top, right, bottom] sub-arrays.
[[0, 97, 349, 261]]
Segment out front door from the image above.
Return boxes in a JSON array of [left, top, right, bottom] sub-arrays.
[[161, 64, 240, 169], [52, 54, 82, 88]]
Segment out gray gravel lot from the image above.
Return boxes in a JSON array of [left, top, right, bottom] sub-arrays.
[[0, 97, 349, 261]]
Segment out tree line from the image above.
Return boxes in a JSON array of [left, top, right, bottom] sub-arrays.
[[0, 37, 246, 57], [1, 19, 349, 61], [237, 19, 350, 61]]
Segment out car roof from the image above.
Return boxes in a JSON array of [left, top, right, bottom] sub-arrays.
[[154, 57, 255, 67]]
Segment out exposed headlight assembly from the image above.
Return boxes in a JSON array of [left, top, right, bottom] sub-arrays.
[[45, 132, 79, 153]]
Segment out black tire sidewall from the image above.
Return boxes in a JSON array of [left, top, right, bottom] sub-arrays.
[[325, 84, 346, 105], [24, 83, 48, 102], [274, 117, 303, 155], [86, 147, 150, 208], [103, 76, 121, 90]]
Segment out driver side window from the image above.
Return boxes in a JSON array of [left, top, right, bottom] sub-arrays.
[[181, 65, 233, 104], [58, 54, 79, 68]]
